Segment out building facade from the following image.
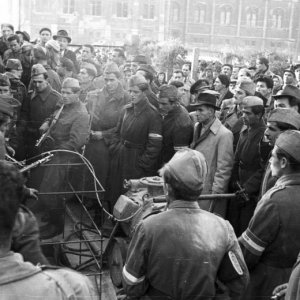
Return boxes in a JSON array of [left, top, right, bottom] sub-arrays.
[[13, 0, 300, 56]]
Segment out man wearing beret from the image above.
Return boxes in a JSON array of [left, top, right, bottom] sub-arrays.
[[190, 90, 234, 217], [239, 130, 300, 299], [38, 78, 90, 238], [123, 149, 249, 299], [228, 96, 266, 236], [260, 108, 300, 196], [273, 84, 300, 113], [20, 63, 62, 159], [106, 74, 162, 211], [157, 84, 193, 164]]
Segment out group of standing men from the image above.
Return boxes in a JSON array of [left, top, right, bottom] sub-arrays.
[[0, 21, 300, 300]]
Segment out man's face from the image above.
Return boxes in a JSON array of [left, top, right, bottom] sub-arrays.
[[196, 105, 214, 123], [40, 30, 51, 44], [221, 66, 232, 77], [269, 146, 283, 177], [232, 67, 240, 79], [2, 26, 13, 39], [32, 74, 48, 93], [295, 68, 300, 82], [9, 40, 21, 53], [136, 70, 149, 83], [256, 81, 270, 98], [173, 72, 183, 82], [233, 87, 247, 104], [274, 97, 298, 112], [264, 121, 282, 146], [0, 85, 11, 95], [112, 51, 121, 65], [213, 77, 224, 92], [78, 68, 92, 85], [273, 77, 280, 88], [130, 62, 139, 75], [81, 46, 93, 60], [283, 72, 294, 85], [182, 65, 190, 77], [104, 73, 119, 93], [129, 85, 144, 104], [158, 97, 174, 116], [61, 87, 78, 105], [242, 107, 260, 127], [57, 37, 68, 50], [0, 115, 11, 134], [177, 86, 185, 98], [256, 60, 266, 72]]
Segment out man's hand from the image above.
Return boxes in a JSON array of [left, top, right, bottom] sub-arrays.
[[39, 122, 49, 134], [6, 145, 15, 157], [272, 283, 288, 299], [91, 130, 103, 141]]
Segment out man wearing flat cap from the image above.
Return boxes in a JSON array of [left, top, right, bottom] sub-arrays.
[[228, 96, 266, 236], [190, 90, 234, 217], [273, 84, 300, 113], [239, 130, 300, 300], [38, 78, 90, 239], [260, 108, 300, 196], [157, 84, 193, 164], [83, 62, 130, 216], [106, 74, 162, 211], [282, 68, 296, 88], [123, 149, 249, 299], [20, 63, 62, 159]]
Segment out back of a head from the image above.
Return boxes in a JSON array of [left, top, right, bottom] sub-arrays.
[[0, 161, 24, 246]]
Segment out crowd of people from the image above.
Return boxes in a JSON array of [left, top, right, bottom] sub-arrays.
[[0, 21, 300, 299]]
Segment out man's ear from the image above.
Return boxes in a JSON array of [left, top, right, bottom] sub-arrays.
[[11, 211, 26, 238], [280, 157, 288, 170]]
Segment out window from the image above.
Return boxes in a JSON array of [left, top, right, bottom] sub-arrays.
[[143, 1, 155, 19], [116, 1, 128, 18], [220, 6, 232, 25], [63, 0, 75, 14], [171, 2, 180, 22], [246, 7, 258, 27], [88, 0, 102, 16], [194, 5, 206, 23], [272, 8, 284, 29], [35, 0, 51, 12]]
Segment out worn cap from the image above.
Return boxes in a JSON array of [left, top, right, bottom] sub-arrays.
[[0, 94, 20, 107], [190, 79, 210, 95], [273, 85, 300, 101], [158, 84, 179, 102], [268, 108, 300, 130], [128, 74, 147, 88], [45, 39, 60, 52], [137, 64, 157, 76], [104, 62, 121, 78], [190, 90, 220, 110], [0, 98, 14, 117], [163, 149, 208, 192], [0, 74, 11, 86], [22, 42, 33, 53], [242, 96, 264, 107], [236, 78, 256, 96], [275, 130, 300, 163], [31, 64, 47, 77], [6, 59, 22, 71], [283, 67, 295, 78], [81, 62, 97, 78], [16, 30, 30, 42], [62, 78, 80, 89], [33, 45, 47, 60]]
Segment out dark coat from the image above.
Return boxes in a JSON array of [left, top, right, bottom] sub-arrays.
[[84, 83, 130, 193], [106, 97, 162, 208], [161, 105, 193, 164]]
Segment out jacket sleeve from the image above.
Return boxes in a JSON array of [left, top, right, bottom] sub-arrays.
[[138, 112, 163, 171], [212, 130, 234, 193], [123, 222, 149, 298], [59, 113, 90, 151], [217, 221, 249, 300], [238, 198, 280, 270]]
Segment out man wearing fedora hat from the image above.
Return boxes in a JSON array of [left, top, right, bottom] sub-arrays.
[[53, 29, 79, 73], [190, 90, 234, 217], [273, 84, 300, 113]]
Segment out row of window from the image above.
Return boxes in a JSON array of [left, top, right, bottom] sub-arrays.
[[35, 0, 155, 19], [172, 3, 284, 29]]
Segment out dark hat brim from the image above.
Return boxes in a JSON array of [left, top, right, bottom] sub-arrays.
[[190, 101, 220, 110], [53, 35, 71, 43]]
